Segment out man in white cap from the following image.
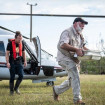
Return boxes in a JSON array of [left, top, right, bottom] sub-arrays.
[[53, 17, 88, 104]]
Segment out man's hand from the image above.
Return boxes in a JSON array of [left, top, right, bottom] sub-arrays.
[[7, 63, 10, 69], [24, 61, 27, 67], [76, 48, 84, 57]]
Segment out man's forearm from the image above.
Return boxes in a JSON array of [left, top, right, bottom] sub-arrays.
[[83, 46, 89, 50], [22, 51, 26, 62], [6, 57, 9, 63], [60, 43, 84, 56], [61, 43, 78, 52], [6, 51, 10, 63]]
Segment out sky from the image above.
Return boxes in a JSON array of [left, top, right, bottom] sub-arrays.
[[0, 0, 105, 57]]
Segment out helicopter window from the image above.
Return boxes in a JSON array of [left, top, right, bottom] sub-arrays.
[[0, 41, 5, 56], [25, 50, 31, 61], [41, 50, 53, 60]]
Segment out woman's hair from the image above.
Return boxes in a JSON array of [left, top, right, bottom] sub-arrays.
[[15, 31, 22, 38]]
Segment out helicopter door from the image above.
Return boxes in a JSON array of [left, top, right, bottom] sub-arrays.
[[32, 36, 41, 66]]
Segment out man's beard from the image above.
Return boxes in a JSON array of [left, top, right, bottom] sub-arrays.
[[76, 23, 83, 34]]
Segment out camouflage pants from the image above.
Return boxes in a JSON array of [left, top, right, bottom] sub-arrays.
[[54, 60, 82, 102]]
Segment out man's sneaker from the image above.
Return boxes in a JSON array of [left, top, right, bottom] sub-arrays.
[[74, 100, 85, 105], [53, 86, 58, 101], [15, 89, 20, 94], [10, 91, 14, 95]]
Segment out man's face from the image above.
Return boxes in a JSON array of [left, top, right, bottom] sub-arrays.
[[78, 22, 85, 29], [15, 35, 22, 44], [75, 22, 85, 33]]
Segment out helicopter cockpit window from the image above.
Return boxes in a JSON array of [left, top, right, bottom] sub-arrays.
[[41, 50, 53, 60], [25, 50, 31, 61], [0, 41, 5, 56]]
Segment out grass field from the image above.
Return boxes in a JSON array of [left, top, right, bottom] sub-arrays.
[[0, 75, 105, 105]]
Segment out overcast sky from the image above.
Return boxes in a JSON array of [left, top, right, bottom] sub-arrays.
[[0, 0, 105, 56]]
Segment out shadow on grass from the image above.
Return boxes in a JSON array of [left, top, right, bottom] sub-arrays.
[[0, 85, 9, 88], [21, 84, 51, 88]]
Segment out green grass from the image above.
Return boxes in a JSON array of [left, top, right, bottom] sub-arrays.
[[0, 75, 105, 105]]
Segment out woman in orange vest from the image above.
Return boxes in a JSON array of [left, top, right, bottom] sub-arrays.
[[6, 31, 27, 95]]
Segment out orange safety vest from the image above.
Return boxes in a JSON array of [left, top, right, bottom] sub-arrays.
[[10, 39, 22, 60]]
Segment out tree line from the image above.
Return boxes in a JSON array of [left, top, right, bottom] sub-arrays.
[[80, 57, 105, 74]]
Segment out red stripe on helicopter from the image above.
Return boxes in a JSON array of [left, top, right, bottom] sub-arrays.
[[0, 62, 7, 65]]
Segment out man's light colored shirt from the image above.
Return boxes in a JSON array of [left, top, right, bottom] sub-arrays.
[[56, 25, 82, 66]]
